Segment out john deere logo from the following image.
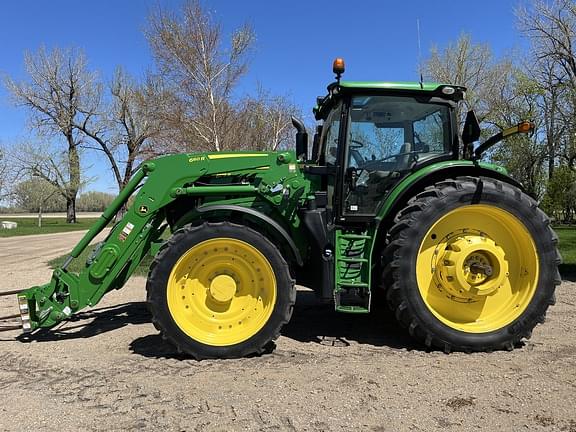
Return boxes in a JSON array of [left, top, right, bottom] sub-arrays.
[[139, 205, 148, 214]]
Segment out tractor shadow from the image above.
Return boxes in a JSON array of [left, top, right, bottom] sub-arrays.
[[559, 264, 576, 282], [15, 302, 150, 343], [281, 289, 419, 350], [13, 290, 420, 357], [130, 288, 421, 360]]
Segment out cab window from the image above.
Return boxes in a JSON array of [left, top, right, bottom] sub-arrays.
[[344, 95, 451, 215]]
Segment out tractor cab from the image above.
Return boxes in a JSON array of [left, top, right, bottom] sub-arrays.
[[309, 58, 465, 223], [296, 58, 539, 315]]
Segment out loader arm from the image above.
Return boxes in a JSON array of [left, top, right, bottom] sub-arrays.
[[4, 151, 304, 333], [13, 161, 169, 331]]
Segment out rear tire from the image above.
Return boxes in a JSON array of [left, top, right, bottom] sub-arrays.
[[146, 222, 295, 359], [382, 177, 560, 352]]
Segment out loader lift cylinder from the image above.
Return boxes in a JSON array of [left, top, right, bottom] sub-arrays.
[[64, 163, 154, 267]]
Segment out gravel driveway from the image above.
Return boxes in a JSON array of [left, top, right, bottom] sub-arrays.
[[0, 232, 574, 431]]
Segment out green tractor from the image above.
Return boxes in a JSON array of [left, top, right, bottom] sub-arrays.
[[0, 59, 560, 358]]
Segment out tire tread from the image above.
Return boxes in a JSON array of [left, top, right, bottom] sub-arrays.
[[381, 177, 559, 352], [146, 221, 295, 359]]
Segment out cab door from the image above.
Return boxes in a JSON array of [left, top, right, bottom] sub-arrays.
[[318, 100, 344, 217]]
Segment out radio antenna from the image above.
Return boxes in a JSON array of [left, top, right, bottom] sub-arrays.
[[417, 18, 423, 89]]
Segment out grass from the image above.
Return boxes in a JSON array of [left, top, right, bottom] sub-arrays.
[[0, 218, 100, 237], [554, 226, 576, 277]]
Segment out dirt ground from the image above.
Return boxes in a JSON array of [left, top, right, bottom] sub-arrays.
[[0, 232, 574, 432]]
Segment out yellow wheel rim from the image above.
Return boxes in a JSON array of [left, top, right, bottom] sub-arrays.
[[167, 238, 277, 346], [416, 205, 539, 333]]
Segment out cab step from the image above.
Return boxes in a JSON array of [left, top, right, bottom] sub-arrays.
[[334, 229, 373, 313], [340, 234, 372, 240], [334, 287, 371, 314], [339, 258, 369, 263]]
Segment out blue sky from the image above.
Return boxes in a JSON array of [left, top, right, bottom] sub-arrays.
[[0, 0, 525, 193]]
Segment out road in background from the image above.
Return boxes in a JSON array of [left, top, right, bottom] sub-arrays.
[[0, 212, 101, 219], [0, 229, 110, 287]]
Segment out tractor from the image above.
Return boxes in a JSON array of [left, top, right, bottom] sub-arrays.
[[0, 59, 560, 359]]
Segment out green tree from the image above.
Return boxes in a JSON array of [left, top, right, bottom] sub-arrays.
[[13, 177, 66, 226], [492, 134, 547, 198], [77, 191, 115, 212], [541, 166, 576, 223], [489, 70, 547, 198], [517, 0, 576, 178]]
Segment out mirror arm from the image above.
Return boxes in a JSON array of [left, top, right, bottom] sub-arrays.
[[473, 132, 503, 160], [473, 121, 534, 160]]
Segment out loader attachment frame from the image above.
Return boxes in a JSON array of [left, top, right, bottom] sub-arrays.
[[0, 289, 28, 332], [12, 161, 164, 332], [6, 150, 305, 334]]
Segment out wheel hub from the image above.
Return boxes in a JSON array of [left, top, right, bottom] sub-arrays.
[[416, 204, 540, 334], [209, 275, 237, 303], [436, 235, 509, 298]]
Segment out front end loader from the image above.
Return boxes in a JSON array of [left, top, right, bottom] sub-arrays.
[[0, 59, 560, 358]]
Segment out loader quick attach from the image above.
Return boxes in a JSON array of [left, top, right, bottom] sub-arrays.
[[0, 59, 560, 359]]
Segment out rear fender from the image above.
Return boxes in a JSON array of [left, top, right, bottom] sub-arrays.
[[370, 161, 524, 257]]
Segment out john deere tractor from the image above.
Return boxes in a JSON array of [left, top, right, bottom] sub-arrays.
[[0, 59, 560, 358]]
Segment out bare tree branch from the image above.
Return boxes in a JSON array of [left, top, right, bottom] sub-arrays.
[[3, 47, 97, 222], [517, 0, 576, 178], [425, 33, 513, 125], [146, 0, 257, 152]]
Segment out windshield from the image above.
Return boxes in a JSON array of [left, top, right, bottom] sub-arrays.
[[347, 95, 451, 169], [344, 95, 452, 215]]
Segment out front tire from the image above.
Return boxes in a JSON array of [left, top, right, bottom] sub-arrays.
[[383, 177, 561, 352], [146, 222, 295, 359]]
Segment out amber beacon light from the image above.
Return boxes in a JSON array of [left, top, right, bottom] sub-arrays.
[[333, 58, 345, 81], [518, 121, 535, 133]]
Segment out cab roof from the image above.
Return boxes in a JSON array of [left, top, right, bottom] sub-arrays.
[[340, 81, 448, 91], [313, 81, 466, 120]]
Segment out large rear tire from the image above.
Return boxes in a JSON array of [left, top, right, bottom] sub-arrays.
[[383, 177, 561, 352], [146, 222, 295, 359]]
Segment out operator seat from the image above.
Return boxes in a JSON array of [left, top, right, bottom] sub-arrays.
[[396, 142, 412, 169]]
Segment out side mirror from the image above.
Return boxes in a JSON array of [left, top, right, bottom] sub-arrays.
[[291, 117, 308, 161], [474, 120, 535, 160], [462, 110, 481, 158]]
